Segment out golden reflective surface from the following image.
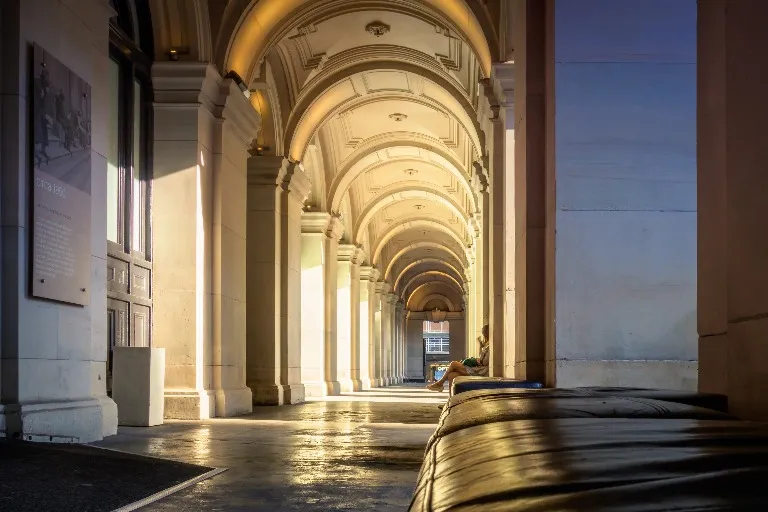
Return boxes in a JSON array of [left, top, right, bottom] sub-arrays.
[[93, 385, 442, 511]]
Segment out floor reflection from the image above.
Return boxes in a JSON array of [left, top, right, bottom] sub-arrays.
[[92, 384, 439, 511]]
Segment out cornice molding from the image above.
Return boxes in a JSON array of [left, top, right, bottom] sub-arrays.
[[326, 214, 345, 241], [301, 211, 332, 234], [152, 62, 221, 115], [216, 79, 262, 148]]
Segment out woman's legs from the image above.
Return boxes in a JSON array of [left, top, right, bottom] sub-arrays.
[[427, 363, 469, 391]]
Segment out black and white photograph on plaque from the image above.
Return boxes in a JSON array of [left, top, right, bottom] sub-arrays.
[[31, 43, 92, 306]]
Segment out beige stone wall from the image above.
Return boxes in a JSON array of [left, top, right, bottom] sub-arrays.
[[0, 0, 117, 442]]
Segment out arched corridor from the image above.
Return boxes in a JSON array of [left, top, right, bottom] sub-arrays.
[[2, 0, 768, 452], [150, 0, 503, 414]]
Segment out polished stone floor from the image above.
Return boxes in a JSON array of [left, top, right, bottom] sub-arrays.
[[92, 384, 444, 511]]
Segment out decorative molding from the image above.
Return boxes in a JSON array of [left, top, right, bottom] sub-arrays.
[[301, 212, 332, 234], [151, 62, 221, 114], [434, 26, 464, 72], [216, 79, 262, 147], [326, 213, 345, 241], [289, 23, 328, 71], [365, 21, 391, 37]]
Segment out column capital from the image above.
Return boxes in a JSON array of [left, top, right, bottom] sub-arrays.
[[395, 301, 405, 312], [472, 163, 490, 194], [216, 79, 262, 148], [385, 293, 398, 305], [326, 214, 345, 241], [152, 62, 221, 112], [248, 158, 311, 203], [301, 212, 331, 234], [490, 62, 515, 109], [359, 265, 375, 281], [368, 267, 381, 282], [338, 244, 364, 264]]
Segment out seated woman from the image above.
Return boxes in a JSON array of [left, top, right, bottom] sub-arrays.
[[427, 324, 489, 392]]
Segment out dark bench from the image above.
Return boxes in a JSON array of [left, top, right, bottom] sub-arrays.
[[411, 377, 768, 511]]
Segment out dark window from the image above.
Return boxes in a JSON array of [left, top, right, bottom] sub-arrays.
[[106, 0, 154, 395]]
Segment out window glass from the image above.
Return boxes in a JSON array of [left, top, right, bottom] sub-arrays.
[[106, 59, 121, 243], [131, 80, 144, 253]]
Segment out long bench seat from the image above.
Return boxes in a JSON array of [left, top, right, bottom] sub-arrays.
[[411, 377, 760, 511], [411, 418, 768, 511]]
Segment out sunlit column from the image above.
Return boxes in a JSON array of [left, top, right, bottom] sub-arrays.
[[300, 212, 331, 397], [152, 63, 230, 419], [399, 303, 408, 382], [349, 250, 364, 391], [336, 244, 363, 392], [246, 157, 310, 405], [392, 302, 402, 384], [383, 292, 397, 386], [395, 303, 403, 383], [369, 269, 382, 387], [358, 266, 374, 389], [378, 283, 391, 386], [323, 216, 344, 395], [210, 76, 261, 417]]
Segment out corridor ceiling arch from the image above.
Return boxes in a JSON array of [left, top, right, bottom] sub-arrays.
[[285, 72, 484, 162], [221, 0, 493, 85], [401, 271, 464, 298], [393, 258, 466, 293], [371, 218, 470, 266], [414, 294, 457, 312], [353, 186, 472, 243], [327, 135, 474, 213], [384, 243, 465, 280]]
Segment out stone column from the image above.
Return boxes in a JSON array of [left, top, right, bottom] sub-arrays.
[[374, 281, 386, 386], [211, 74, 261, 416], [471, 176, 490, 343], [379, 282, 392, 386], [300, 212, 331, 397], [358, 266, 374, 388], [368, 269, 383, 387], [323, 216, 344, 395], [698, 0, 768, 419], [406, 316, 425, 380], [388, 295, 396, 385], [247, 157, 310, 405], [400, 303, 408, 382], [393, 303, 402, 384], [154, 62, 259, 419], [337, 244, 363, 392]]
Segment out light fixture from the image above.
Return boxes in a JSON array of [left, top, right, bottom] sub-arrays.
[[414, 204, 425, 210], [224, 70, 251, 99], [404, 169, 418, 176], [389, 113, 407, 122], [167, 47, 190, 61]]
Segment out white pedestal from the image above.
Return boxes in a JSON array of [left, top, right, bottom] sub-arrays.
[[113, 347, 166, 427]]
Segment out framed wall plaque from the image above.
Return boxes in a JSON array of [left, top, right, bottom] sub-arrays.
[[30, 43, 92, 306]]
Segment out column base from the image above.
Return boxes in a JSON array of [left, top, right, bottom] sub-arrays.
[[303, 381, 327, 398], [338, 379, 355, 393], [250, 384, 306, 405], [0, 397, 118, 444], [366, 378, 382, 388], [325, 380, 341, 396], [350, 379, 364, 392], [282, 384, 305, 404], [215, 387, 253, 417], [165, 389, 216, 419]]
